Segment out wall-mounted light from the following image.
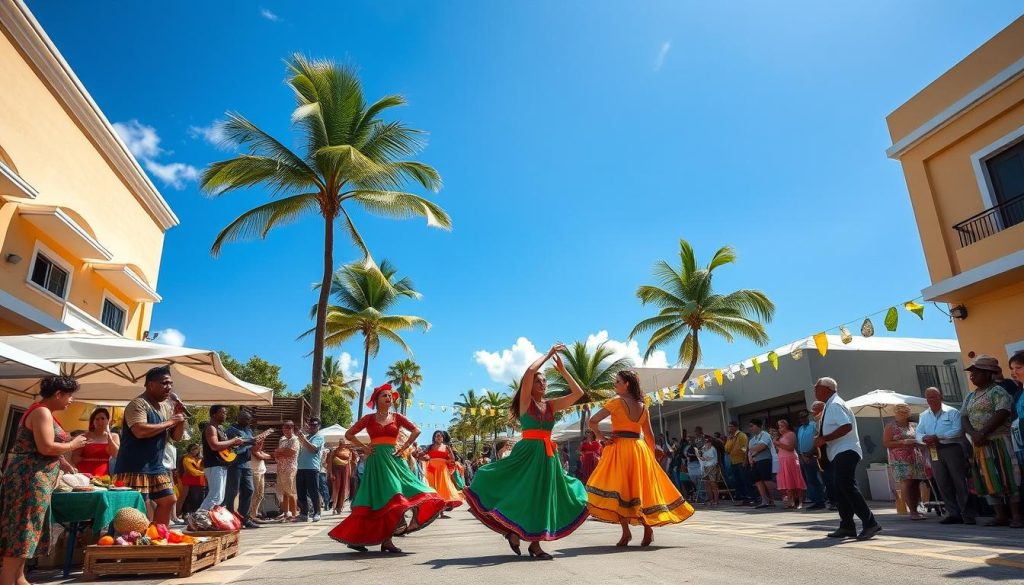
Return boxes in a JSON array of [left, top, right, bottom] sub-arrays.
[[949, 305, 968, 320], [5, 253, 21, 264]]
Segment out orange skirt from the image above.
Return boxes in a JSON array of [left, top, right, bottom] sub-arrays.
[[586, 438, 694, 526], [425, 459, 463, 509]]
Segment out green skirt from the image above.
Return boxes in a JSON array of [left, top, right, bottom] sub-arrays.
[[452, 469, 466, 491], [464, 438, 588, 541], [328, 445, 445, 546]]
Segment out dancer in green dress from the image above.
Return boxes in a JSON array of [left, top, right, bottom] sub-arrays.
[[464, 343, 588, 560]]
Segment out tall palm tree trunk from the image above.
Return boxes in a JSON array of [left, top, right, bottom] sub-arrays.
[[678, 331, 699, 385], [310, 214, 334, 418], [357, 340, 372, 418], [579, 404, 590, 436]]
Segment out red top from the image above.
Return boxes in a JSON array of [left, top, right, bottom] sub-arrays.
[[427, 447, 450, 459], [349, 412, 415, 440], [77, 442, 111, 476], [580, 440, 602, 455]]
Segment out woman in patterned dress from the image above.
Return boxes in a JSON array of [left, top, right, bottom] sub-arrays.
[[883, 404, 927, 520], [0, 376, 87, 585]]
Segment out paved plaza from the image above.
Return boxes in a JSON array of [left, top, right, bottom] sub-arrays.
[[33, 503, 1024, 585]]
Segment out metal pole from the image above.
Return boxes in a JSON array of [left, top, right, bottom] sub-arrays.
[[719, 401, 728, 434]]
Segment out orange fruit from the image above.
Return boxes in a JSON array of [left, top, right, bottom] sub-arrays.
[[146, 525, 160, 540], [98, 536, 114, 546]]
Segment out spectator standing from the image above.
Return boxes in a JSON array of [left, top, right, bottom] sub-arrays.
[[296, 417, 326, 522], [224, 410, 259, 529], [249, 437, 272, 521], [961, 356, 1021, 527], [883, 404, 927, 520], [181, 444, 206, 515], [318, 444, 333, 512], [274, 421, 299, 521], [774, 419, 806, 509], [747, 419, 775, 509], [796, 410, 827, 510], [700, 436, 720, 507], [725, 422, 752, 505], [916, 387, 975, 524]]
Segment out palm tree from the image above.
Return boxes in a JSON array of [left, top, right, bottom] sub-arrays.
[[200, 54, 451, 417], [321, 355, 358, 402], [314, 260, 429, 418], [482, 390, 512, 447], [545, 341, 633, 435], [386, 358, 422, 415], [453, 389, 488, 458], [630, 239, 775, 385]]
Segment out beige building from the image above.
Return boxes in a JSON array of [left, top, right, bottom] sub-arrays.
[[886, 16, 1024, 367], [0, 0, 177, 443]]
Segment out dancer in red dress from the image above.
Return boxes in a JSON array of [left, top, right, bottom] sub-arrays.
[[578, 430, 602, 483], [328, 384, 445, 553]]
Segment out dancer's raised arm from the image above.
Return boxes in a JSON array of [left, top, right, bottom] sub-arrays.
[[549, 353, 584, 413], [518, 343, 565, 415]]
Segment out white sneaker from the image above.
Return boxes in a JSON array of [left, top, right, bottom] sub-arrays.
[[311, 514, 321, 522]]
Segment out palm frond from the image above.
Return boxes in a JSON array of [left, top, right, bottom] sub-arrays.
[[210, 193, 320, 256], [345, 190, 452, 230]]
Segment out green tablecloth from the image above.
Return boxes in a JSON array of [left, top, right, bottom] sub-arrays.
[[50, 490, 147, 535]]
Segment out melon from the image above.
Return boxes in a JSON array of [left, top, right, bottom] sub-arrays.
[[112, 508, 150, 535]]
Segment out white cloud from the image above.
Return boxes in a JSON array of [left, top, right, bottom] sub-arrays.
[[154, 328, 186, 347], [474, 332, 671, 384], [474, 337, 543, 384], [654, 41, 671, 72], [260, 8, 280, 21], [114, 119, 199, 190], [336, 352, 371, 389], [143, 160, 199, 190], [584, 330, 670, 368], [188, 120, 235, 151], [113, 120, 162, 159]]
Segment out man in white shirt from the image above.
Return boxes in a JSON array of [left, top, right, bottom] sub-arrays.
[[813, 377, 881, 540], [916, 387, 975, 524]]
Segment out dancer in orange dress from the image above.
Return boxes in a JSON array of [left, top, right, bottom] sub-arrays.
[[328, 384, 445, 553], [586, 370, 694, 546], [422, 431, 463, 514]]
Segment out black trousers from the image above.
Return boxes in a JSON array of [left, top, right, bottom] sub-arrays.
[[296, 469, 321, 517], [932, 443, 975, 520], [825, 450, 877, 530], [183, 485, 206, 515], [225, 465, 254, 521]]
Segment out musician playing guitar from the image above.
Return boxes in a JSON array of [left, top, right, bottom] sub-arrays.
[[225, 409, 267, 529], [199, 405, 244, 511]]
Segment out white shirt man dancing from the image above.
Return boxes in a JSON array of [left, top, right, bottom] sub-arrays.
[[813, 377, 881, 540]]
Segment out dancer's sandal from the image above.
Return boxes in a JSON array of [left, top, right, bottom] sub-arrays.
[[504, 533, 522, 556], [640, 527, 653, 547], [347, 545, 368, 553], [381, 544, 403, 554], [528, 543, 553, 560]]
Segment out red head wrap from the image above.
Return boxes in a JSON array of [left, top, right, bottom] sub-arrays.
[[366, 383, 399, 409]]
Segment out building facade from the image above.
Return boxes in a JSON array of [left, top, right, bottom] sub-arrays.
[[0, 0, 176, 447], [886, 16, 1024, 366]]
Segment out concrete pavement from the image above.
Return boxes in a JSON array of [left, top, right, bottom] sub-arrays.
[[34, 503, 1024, 584]]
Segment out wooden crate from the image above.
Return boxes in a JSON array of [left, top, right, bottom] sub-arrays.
[[185, 529, 240, 562], [82, 539, 220, 580]]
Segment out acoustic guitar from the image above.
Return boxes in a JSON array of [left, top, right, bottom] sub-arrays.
[[219, 429, 274, 463]]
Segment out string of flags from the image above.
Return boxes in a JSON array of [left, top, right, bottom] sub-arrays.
[[400, 295, 931, 429]]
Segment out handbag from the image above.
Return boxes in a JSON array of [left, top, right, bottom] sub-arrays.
[[208, 505, 242, 531]]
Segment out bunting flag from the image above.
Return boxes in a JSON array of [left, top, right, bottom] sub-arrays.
[[813, 332, 828, 356], [726, 370, 736, 381], [861, 318, 874, 337], [714, 369, 724, 385], [460, 407, 466, 415], [839, 326, 853, 344], [768, 351, 779, 370], [752, 359, 761, 374], [490, 408, 496, 416], [791, 345, 803, 360], [677, 383, 685, 395], [418, 401, 424, 409], [905, 301, 925, 319], [430, 404, 435, 411], [644, 395, 652, 406], [406, 399, 413, 407], [739, 363, 749, 376], [441, 405, 447, 413], [698, 376, 706, 389], [884, 307, 899, 332]]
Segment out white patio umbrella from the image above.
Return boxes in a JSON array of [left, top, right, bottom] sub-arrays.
[[844, 389, 929, 419], [0, 340, 59, 379], [552, 418, 612, 442], [0, 330, 272, 405]]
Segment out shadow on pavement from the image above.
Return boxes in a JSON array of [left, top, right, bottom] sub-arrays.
[[420, 554, 526, 569], [943, 555, 1024, 580], [553, 545, 680, 558], [270, 551, 410, 562], [777, 515, 1023, 549]]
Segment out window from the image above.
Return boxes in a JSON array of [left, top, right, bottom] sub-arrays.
[[101, 297, 126, 334], [985, 139, 1024, 230], [916, 364, 963, 403], [29, 252, 69, 299]]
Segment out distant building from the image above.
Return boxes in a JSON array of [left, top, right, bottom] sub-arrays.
[[0, 1, 177, 446], [885, 16, 1024, 365]]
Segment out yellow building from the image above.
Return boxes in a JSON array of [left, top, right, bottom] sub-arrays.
[[0, 1, 177, 436], [886, 16, 1024, 366]]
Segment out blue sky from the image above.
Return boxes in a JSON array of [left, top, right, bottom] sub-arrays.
[[27, 1, 1023, 428]]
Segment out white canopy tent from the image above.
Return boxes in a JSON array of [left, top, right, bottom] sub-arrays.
[[318, 424, 370, 444], [552, 419, 612, 442], [0, 340, 60, 379], [0, 330, 273, 405], [845, 389, 929, 419]]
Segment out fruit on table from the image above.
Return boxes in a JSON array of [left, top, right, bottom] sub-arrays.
[[112, 508, 150, 535], [97, 536, 114, 546]]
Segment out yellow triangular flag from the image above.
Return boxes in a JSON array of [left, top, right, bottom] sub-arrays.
[[752, 359, 761, 374], [490, 408, 496, 416], [768, 351, 779, 370], [714, 369, 724, 385], [460, 407, 466, 415], [418, 401, 424, 409], [406, 399, 412, 407], [698, 376, 706, 389], [813, 332, 828, 356], [905, 301, 924, 320]]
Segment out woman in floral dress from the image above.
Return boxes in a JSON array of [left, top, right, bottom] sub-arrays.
[[883, 405, 927, 520], [0, 376, 86, 585]]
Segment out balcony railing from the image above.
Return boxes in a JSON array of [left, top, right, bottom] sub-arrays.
[[953, 193, 1024, 247]]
